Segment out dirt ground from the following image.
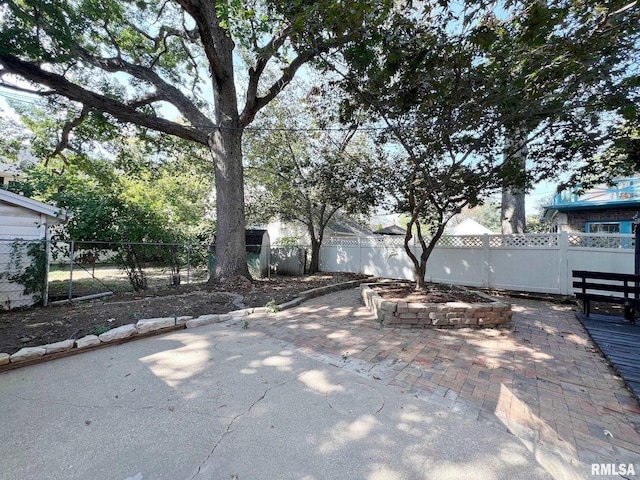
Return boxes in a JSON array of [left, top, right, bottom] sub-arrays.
[[1, 274, 624, 356], [373, 283, 486, 303], [0, 273, 367, 355]]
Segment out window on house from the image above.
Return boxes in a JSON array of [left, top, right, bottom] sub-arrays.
[[587, 222, 621, 233]]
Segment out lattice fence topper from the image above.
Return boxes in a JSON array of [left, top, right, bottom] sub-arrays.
[[438, 235, 484, 247], [488, 234, 559, 248], [568, 234, 635, 249], [325, 237, 361, 247], [326, 233, 637, 249], [325, 236, 407, 247], [359, 236, 405, 247]]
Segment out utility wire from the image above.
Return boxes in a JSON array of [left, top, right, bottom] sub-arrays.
[[0, 85, 398, 133], [0, 87, 499, 136], [0, 90, 41, 105]]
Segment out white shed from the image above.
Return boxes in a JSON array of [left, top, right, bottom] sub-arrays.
[[0, 190, 67, 309]]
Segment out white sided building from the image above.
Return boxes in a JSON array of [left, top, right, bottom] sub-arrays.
[[0, 189, 67, 309]]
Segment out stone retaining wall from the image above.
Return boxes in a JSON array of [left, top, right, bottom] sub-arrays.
[[361, 282, 512, 329]]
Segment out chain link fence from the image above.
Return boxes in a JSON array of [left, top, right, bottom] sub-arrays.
[[49, 241, 212, 301], [0, 240, 212, 309], [0, 239, 283, 310]]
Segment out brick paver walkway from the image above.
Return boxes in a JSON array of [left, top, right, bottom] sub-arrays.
[[246, 288, 640, 467]]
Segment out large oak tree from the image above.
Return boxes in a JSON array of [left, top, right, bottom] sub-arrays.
[[0, 0, 391, 281]]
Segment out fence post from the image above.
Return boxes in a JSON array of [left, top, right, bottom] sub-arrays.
[[186, 244, 191, 284], [42, 239, 50, 307], [68, 240, 74, 301], [559, 231, 569, 295], [482, 234, 490, 288]]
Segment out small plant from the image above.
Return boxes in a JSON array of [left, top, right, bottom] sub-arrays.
[[128, 311, 142, 320], [342, 351, 349, 362], [5, 240, 47, 303], [279, 236, 299, 249], [90, 325, 110, 336], [265, 299, 280, 313], [242, 321, 249, 330]]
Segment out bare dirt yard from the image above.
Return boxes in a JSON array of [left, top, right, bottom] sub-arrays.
[[0, 273, 367, 355]]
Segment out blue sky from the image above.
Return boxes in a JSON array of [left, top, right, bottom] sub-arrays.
[[0, 83, 558, 218]]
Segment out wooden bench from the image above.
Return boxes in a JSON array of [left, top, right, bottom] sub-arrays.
[[572, 270, 640, 324]]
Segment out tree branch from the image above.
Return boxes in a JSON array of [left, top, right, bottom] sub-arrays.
[[240, 24, 292, 125], [175, 0, 231, 86], [75, 48, 213, 128], [51, 105, 91, 158], [239, 47, 317, 128], [0, 54, 210, 144]]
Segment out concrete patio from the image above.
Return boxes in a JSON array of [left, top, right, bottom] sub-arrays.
[[251, 290, 640, 464], [1, 287, 638, 479]]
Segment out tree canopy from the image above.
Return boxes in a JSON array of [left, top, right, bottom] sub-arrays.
[[330, 0, 639, 287], [0, 0, 393, 281], [2, 0, 638, 288]]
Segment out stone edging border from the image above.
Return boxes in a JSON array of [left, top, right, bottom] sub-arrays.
[[0, 278, 372, 372], [361, 282, 512, 329]]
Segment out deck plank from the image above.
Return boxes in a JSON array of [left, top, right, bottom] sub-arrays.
[[576, 313, 640, 401]]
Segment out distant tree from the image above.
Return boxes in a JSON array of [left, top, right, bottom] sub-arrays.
[[525, 215, 549, 234], [451, 203, 502, 233], [11, 149, 212, 290], [245, 87, 386, 273], [563, 119, 640, 191], [482, 2, 640, 232]]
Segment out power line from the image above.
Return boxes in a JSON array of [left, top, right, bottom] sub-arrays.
[[0, 89, 41, 105], [0, 95, 407, 133], [210, 125, 392, 132]]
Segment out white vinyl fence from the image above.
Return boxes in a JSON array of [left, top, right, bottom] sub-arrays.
[[319, 233, 635, 295]]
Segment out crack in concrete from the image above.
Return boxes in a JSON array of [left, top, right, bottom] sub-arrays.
[[190, 379, 291, 479]]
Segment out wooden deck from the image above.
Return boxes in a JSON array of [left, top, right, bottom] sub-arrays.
[[576, 313, 640, 401]]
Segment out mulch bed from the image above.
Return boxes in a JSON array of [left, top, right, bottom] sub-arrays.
[[373, 282, 488, 304]]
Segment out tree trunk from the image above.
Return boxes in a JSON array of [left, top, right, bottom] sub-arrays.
[[209, 128, 251, 282], [199, 11, 251, 283], [207, 25, 251, 282], [501, 187, 526, 234], [403, 212, 445, 290], [309, 236, 321, 274], [501, 130, 528, 234]]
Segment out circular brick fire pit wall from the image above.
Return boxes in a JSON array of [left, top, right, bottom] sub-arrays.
[[361, 282, 512, 329]]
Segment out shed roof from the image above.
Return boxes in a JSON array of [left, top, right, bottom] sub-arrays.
[[373, 224, 406, 235], [0, 189, 67, 222]]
